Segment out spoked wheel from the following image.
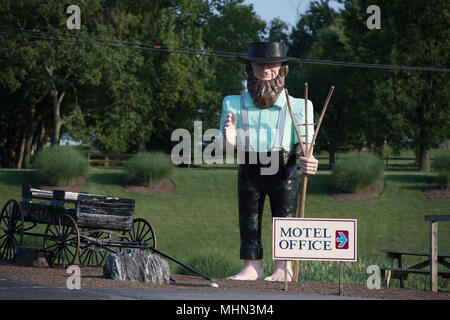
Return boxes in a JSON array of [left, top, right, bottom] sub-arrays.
[[78, 230, 110, 267], [122, 218, 157, 250], [43, 214, 80, 268], [0, 200, 24, 261]]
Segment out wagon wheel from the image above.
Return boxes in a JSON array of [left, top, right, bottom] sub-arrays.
[[43, 214, 80, 268], [78, 230, 110, 267], [122, 218, 157, 251], [0, 200, 24, 261]]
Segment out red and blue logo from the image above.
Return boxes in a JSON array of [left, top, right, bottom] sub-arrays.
[[335, 230, 349, 249]]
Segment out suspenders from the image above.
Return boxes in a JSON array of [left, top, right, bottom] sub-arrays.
[[240, 93, 289, 152]]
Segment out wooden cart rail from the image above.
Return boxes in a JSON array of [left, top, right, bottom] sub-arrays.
[[22, 184, 135, 231]]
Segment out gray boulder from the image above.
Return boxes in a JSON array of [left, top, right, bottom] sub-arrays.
[[103, 249, 170, 284]]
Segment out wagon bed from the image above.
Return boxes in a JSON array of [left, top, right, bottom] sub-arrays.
[[0, 185, 157, 268]]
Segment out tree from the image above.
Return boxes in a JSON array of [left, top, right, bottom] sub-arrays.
[[0, 0, 145, 164], [0, 0, 270, 166], [289, 0, 338, 59], [342, 0, 450, 171], [203, 0, 266, 98], [266, 18, 289, 43], [287, 0, 364, 166]]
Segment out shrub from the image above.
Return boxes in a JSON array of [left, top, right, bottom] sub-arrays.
[[433, 151, 450, 189], [123, 152, 174, 186], [331, 153, 383, 193], [33, 146, 88, 186]]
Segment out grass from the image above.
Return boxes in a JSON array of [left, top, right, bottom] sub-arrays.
[[1, 158, 449, 291]]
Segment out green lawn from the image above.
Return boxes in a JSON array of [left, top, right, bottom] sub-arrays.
[[0, 166, 449, 290]]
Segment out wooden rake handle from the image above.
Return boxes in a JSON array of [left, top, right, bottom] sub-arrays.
[[285, 84, 335, 282]]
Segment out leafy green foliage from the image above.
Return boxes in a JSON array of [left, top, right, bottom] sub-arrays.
[[287, 0, 449, 171], [331, 153, 383, 193], [123, 152, 174, 186], [1, 0, 448, 174], [341, 0, 450, 170], [33, 146, 88, 186], [0, 0, 267, 166]]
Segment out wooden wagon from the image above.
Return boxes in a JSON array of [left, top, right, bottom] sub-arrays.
[[0, 184, 157, 268]]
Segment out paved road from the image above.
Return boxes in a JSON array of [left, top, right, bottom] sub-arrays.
[[0, 278, 367, 300]]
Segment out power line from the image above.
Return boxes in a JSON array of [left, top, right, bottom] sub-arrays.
[[1, 27, 449, 73], [0, 27, 238, 59]]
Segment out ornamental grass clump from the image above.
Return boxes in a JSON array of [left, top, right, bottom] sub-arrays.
[[33, 146, 88, 186], [331, 153, 383, 193], [432, 151, 450, 190], [123, 152, 174, 186], [176, 251, 241, 279]]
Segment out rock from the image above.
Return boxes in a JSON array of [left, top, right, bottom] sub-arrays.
[[15, 246, 48, 268], [103, 249, 170, 284], [34, 257, 49, 268]]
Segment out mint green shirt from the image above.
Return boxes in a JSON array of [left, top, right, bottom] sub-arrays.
[[219, 91, 314, 152]]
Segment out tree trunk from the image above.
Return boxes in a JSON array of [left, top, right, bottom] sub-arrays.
[[50, 85, 65, 146], [328, 144, 336, 169], [16, 135, 26, 169], [23, 102, 37, 168], [418, 145, 431, 172], [45, 66, 66, 146], [417, 132, 431, 172], [36, 119, 47, 151], [329, 148, 336, 169]]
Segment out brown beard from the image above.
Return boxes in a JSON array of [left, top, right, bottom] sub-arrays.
[[246, 63, 289, 109]]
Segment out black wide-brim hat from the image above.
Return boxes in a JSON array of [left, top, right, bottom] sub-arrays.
[[237, 42, 297, 64]]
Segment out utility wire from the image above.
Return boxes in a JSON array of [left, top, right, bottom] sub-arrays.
[[1, 27, 449, 73]]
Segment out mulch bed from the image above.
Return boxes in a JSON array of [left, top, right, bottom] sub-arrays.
[[36, 177, 89, 192], [1, 260, 448, 300], [35, 176, 177, 195], [423, 182, 450, 200], [121, 178, 176, 194]]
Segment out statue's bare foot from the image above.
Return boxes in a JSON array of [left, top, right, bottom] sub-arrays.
[[226, 260, 264, 281], [264, 261, 293, 282]]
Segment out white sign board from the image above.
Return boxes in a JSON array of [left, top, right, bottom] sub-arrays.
[[273, 218, 357, 262]]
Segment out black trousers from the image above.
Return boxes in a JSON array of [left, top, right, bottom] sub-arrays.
[[238, 151, 298, 260]]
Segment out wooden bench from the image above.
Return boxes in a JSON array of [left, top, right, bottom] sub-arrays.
[[380, 249, 450, 288]]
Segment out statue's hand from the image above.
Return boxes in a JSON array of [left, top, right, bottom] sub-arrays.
[[298, 153, 318, 175], [223, 113, 237, 147]]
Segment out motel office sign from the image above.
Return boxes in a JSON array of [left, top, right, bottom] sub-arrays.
[[273, 218, 357, 261]]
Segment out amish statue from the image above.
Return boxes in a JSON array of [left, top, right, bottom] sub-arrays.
[[219, 42, 318, 281]]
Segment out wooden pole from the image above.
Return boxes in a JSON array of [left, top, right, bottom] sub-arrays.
[[284, 260, 288, 292], [304, 83, 309, 156], [294, 84, 309, 282], [430, 220, 438, 292], [285, 85, 335, 282]]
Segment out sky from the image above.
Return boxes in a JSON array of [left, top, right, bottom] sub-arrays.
[[242, 0, 344, 29]]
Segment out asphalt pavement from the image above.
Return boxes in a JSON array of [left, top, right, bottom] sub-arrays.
[[0, 278, 367, 300]]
